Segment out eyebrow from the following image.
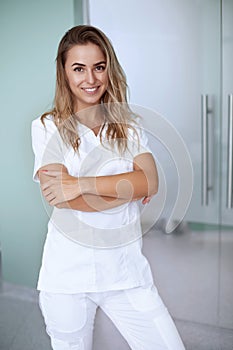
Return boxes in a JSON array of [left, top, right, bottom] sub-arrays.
[[71, 61, 106, 67]]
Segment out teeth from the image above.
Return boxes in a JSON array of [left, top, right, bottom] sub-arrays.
[[83, 87, 98, 92]]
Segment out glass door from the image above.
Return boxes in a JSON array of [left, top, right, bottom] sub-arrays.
[[219, 0, 233, 330], [87, 0, 233, 343]]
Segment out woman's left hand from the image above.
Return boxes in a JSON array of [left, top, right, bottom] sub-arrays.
[[141, 195, 153, 205], [40, 170, 81, 206]]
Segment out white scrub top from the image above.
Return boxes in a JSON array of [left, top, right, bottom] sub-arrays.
[[31, 115, 154, 293]]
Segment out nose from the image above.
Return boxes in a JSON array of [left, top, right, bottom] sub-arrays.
[[86, 69, 96, 84]]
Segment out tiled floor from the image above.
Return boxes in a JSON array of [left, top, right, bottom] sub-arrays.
[[142, 227, 233, 331], [0, 292, 49, 350], [0, 226, 233, 350]]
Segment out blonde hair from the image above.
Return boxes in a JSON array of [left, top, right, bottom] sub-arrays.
[[41, 25, 138, 153]]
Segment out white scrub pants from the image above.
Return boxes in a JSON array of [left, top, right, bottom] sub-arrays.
[[39, 284, 186, 350]]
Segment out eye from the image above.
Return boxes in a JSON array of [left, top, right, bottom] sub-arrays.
[[74, 66, 84, 72], [95, 65, 105, 72]]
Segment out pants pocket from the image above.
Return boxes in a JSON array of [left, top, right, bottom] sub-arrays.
[[39, 291, 87, 335], [124, 284, 166, 312]]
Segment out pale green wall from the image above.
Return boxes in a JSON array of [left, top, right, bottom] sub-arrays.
[[0, 0, 83, 288]]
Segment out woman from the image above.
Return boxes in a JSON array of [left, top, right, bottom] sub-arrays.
[[31, 25, 185, 350]]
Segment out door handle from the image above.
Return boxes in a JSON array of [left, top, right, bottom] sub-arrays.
[[227, 94, 233, 209], [201, 95, 212, 206]]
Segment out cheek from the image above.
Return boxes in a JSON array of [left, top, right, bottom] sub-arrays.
[[68, 75, 80, 87], [65, 70, 81, 88], [64, 71, 72, 91], [65, 76, 80, 97], [102, 74, 109, 87]]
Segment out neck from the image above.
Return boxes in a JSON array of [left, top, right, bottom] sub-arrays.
[[75, 104, 104, 129]]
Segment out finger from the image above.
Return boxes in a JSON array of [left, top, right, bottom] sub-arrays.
[[42, 191, 55, 203], [42, 193, 56, 206], [55, 203, 63, 209], [145, 198, 151, 203], [50, 197, 64, 206], [41, 179, 57, 191], [141, 196, 151, 205], [42, 188, 53, 197], [45, 193, 57, 202], [141, 198, 147, 205], [40, 170, 61, 177], [56, 202, 69, 209]]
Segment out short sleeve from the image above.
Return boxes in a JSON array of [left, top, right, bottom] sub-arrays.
[[128, 123, 152, 158], [31, 116, 65, 182]]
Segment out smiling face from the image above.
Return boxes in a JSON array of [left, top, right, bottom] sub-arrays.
[[64, 42, 108, 112]]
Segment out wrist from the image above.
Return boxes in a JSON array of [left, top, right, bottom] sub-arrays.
[[79, 177, 93, 195]]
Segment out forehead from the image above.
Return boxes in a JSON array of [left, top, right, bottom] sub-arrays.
[[65, 43, 106, 65]]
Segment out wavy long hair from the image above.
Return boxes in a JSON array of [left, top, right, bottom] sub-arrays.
[[41, 25, 138, 153]]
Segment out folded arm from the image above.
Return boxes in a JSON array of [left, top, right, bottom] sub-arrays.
[[38, 164, 128, 212], [39, 152, 158, 211], [82, 152, 158, 200]]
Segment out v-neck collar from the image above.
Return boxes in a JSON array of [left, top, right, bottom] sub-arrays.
[[78, 121, 106, 139]]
